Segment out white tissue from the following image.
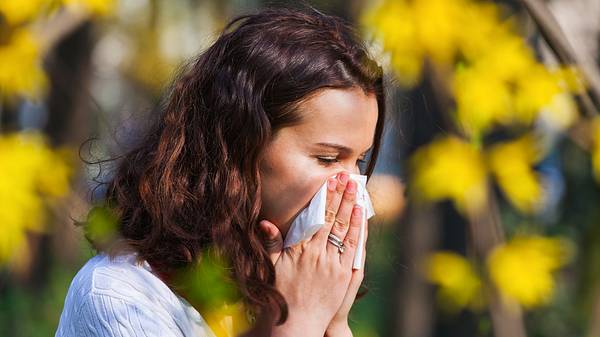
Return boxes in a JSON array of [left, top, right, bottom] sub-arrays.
[[282, 173, 375, 269]]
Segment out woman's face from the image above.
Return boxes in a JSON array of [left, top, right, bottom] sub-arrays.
[[259, 87, 379, 238]]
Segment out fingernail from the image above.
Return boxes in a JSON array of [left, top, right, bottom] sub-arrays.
[[338, 172, 348, 184], [353, 205, 361, 216], [327, 178, 337, 191], [346, 180, 356, 193]]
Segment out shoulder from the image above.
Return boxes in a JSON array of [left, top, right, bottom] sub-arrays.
[[55, 252, 215, 337], [90, 252, 177, 303], [62, 252, 179, 308]]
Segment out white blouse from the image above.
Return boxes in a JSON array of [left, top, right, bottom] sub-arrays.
[[54, 252, 217, 337]]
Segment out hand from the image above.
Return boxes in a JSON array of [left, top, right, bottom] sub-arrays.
[[325, 218, 368, 337], [258, 172, 364, 337]]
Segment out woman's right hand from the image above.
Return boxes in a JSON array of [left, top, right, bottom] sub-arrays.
[[257, 171, 363, 337]]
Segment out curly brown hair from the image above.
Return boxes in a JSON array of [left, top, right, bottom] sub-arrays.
[[86, 4, 386, 326]]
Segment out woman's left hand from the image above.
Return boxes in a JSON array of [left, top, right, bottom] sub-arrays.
[[324, 219, 368, 337], [258, 217, 369, 337]]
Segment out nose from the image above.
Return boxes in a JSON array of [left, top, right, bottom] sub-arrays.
[[340, 163, 361, 176]]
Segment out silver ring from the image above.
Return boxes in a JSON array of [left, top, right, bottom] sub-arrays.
[[327, 233, 345, 254], [328, 233, 343, 244]]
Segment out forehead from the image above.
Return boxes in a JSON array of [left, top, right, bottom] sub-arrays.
[[289, 87, 379, 151]]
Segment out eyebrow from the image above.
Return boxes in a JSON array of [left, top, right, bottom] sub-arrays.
[[315, 142, 373, 156]]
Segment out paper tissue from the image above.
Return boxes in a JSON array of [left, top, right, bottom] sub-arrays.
[[282, 173, 375, 269]]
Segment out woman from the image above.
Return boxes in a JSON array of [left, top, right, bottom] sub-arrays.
[[55, 5, 385, 337]]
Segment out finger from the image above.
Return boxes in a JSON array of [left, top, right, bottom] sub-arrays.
[[339, 221, 369, 310], [326, 179, 357, 256], [352, 217, 369, 270], [359, 219, 369, 269], [258, 220, 283, 265], [340, 204, 362, 268], [345, 219, 368, 303], [314, 171, 350, 246], [345, 260, 365, 302], [324, 177, 337, 213]]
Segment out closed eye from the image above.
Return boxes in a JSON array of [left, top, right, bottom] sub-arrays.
[[317, 157, 367, 165]]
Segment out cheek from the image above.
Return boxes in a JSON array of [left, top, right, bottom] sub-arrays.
[[259, 156, 334, 227], [272, 172, 327, 233]]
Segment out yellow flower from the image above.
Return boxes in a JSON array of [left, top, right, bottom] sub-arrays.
[[203, 301, 251, 337], [457, 3, 508, 61], [538, 92, 578, 130], [362, 0, 581, 136], [62, 0, 117, 16], [452, 35, 569, 135], [487, 136, 544, 213], [0, 30, 47, 98], [487, 235, 572, 308], [361, 0, 515, 86], [426, 251, 484, 312], [413, 0, 465, 65], [591, 118, 600, 182], [536, 67, 583, 130], [361, 0, 423, 86], [453, 65, 513, 135], [0, 132, 73, 265], [0, 0, 52, 25], [174, 248, 248, 337], [513, 64, 563, 125], [473, 35, 536, 83], [453, 49, 579, 135], [410, 136, 488, 214], [553, 66, 587, 94]]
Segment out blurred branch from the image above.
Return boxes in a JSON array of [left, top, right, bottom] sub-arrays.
[[33, 9, 90, 54], [427, 55, 528, 337], [393, 203, 438, 337], [467, 189, 528, 337], [518, 0, 600, 117], [566, 119, 593, 151], [587, 286, 600, 337]]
